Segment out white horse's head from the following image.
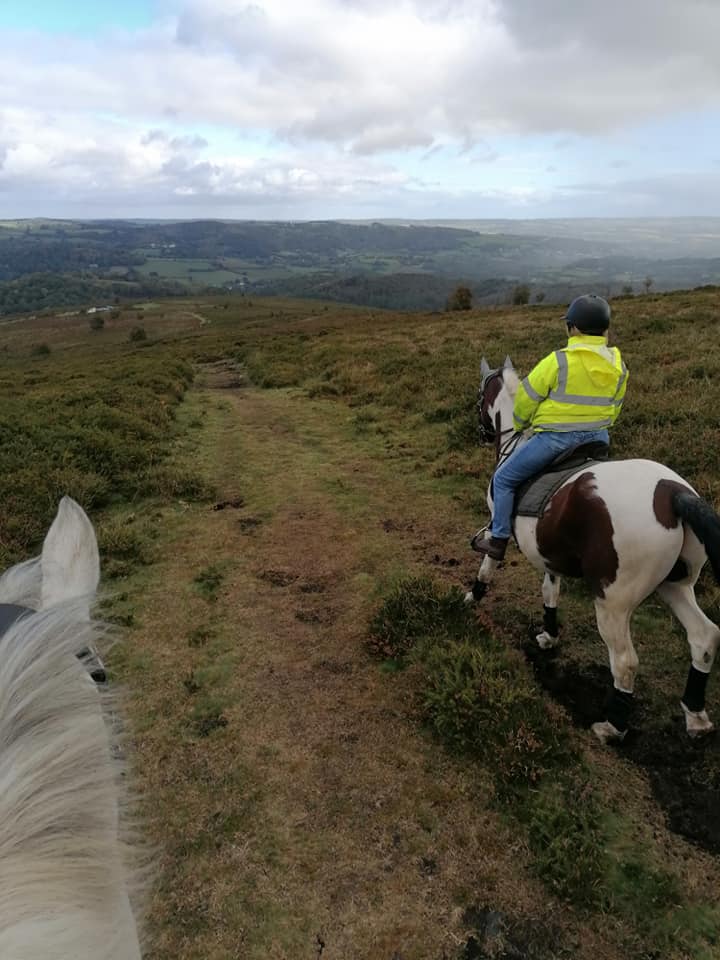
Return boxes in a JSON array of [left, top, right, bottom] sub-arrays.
[[478, 355, 520, 445], [0, 498, 143, 960]]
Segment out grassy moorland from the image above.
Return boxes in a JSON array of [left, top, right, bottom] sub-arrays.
[[2, 289, 720, 959]]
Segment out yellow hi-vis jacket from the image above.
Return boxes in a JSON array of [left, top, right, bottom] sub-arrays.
[[513, 334, 628, 433]]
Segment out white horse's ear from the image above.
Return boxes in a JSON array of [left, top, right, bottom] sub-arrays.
[[503, 355, 514, 371], [40, 497, 100, 615], [480, 357, 491, 377]]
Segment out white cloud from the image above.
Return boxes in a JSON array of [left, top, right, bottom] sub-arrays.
[[1, 0, 720, 215], [0, 106, 419, 215], [6, 0, 717, 147]]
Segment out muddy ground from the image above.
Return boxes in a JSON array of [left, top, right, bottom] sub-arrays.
[[522, 637, 720, 855]]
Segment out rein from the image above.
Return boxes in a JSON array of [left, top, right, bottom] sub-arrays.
[[496, 422, 522, 466]]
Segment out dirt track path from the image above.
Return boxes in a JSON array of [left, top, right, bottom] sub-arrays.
[[128, 379, 626, 960]]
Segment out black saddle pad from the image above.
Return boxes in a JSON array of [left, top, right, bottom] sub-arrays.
[[513, 442, 610, 519], [0, 603, 33, 638]]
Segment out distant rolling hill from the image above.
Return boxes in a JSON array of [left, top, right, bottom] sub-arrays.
[[1, 217, 719, 314]]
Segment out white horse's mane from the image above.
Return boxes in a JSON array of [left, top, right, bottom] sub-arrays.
[[0, 557, 42, 607], [0, 499, 144, 960], [502, 366, 520, 396]]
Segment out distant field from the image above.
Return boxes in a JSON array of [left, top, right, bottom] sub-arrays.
[[137, 257, 242, 285], [136, 255, 320, 286]]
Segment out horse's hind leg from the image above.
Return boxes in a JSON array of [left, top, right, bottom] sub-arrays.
[[591, 601, 638, 743], [536, 572, 561, 649], [657, 581, 720, 737]]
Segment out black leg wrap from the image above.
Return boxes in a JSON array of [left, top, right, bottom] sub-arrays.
[[472, 579, 488, 602], [682, 665, 709, 714], [543, 605, 558, 638], [605, 687, 634, 733]]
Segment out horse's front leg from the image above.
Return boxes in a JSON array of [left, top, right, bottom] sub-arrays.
[[536, 572, 561, 648], [464, 555, 501, 604]]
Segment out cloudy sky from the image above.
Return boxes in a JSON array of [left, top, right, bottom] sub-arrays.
[[1, 0, 719, 220]]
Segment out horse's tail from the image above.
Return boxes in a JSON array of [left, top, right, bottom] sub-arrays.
[[672, 489, 720, 583]]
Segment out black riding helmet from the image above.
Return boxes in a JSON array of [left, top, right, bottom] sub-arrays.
[[564, 294, 611, 335]]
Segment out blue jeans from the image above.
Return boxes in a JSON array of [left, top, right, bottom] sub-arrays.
[[490, 429, 610, 539]]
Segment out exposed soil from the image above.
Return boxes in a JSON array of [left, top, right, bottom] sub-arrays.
[[197, 357, 246, 389], [522, 639, 720, 854], [212, 497, 244, 511]]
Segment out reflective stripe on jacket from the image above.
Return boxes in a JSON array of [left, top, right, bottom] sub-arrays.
[[513, 335, 628, 433]]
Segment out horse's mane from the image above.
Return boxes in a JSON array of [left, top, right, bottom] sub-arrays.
[[502, 366, 520, 396], [0, 557, 42, 607], [0, 572, 144, 957]]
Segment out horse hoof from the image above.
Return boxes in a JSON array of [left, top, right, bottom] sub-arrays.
[[536, 630, 559, 650], [681, 702, 714, 738], [591, 720, 627, 744]]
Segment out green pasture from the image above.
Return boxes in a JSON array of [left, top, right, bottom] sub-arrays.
[[136, 257, 242, 285]]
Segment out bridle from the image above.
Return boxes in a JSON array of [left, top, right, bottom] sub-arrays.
[[477, 367, 523, 465], [477, 369, 500, 446]]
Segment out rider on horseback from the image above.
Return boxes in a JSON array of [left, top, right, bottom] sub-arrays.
[[472, 294, 628, 561]]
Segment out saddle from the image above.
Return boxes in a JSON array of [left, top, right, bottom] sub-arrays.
[[513, 440, 610, 519], [0, 603, 31, 637]]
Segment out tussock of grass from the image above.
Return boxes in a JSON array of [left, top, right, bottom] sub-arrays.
[[367, 575, 474, 659], [422, 638, 570, 786], [446, 406, 481, 451], [97, 516, 153, 578], [193, 563, 227, 602], [187, 626, 215, 648], [190, 696, 229, 737], [515, 775, 605, 903]]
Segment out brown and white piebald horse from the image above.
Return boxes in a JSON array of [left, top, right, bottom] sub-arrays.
[[468, 358, 720, 743]]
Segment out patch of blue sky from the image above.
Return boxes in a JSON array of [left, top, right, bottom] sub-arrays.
[[0, 0, 156, 34], [608, 108, 720, 169], [189, 125, 275, 158], [402, 108, 720, 198], [84, 110, 271, 158]]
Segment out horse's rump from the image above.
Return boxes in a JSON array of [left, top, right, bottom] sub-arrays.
[[526, 459, 702, 597]]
